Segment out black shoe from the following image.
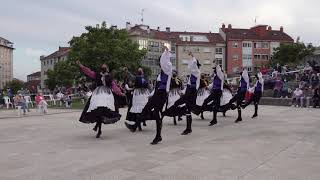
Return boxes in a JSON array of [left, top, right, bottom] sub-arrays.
[[178, 117, 183, 121], [143, 121, 147, 126], [181, 129, 192, 135], [222, 112, 226, 117], [96, 131, 102, 138], [150, 136, 162, 145], [208, 120, 217, 126], [230, 104, 237, 110], [200, 114, 205, 120], [125, 122, 137, 133], [252, 114, 258, 118], [235, 118, 242, 123], [93, 126, 98, 132]]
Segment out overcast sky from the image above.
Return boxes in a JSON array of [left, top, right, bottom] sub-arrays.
[[1, 0, 319, 81]]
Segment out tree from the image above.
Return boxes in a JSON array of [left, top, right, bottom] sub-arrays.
[[272, 43, 315, 67], [68, 21, 148, 80], [4, 79, 25, 94], [45, 61, 79, 91]]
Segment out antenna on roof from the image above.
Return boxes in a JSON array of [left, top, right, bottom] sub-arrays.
[[140, 9, 145, 25], [254, 16, 258, 26]]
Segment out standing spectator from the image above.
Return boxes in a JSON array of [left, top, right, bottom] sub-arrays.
[[281, 78, 289, 98], [260, 65, 268, 75], [273, 77, 283, 98], [275, 63, 282, 74], [292, 87, 303, 107], [63, 92, 72, 108], [311, 73, 319, 89], [312, 86, 320, 108]]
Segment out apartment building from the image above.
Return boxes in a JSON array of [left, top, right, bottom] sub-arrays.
[[0, 37, 14, 89]]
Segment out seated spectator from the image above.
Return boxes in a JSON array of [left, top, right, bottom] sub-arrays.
[[281, 78, 289, 98], [292, 87, 303, 107], [63, 93, 72, 108], [273, 77, 283, 98], [300, 88, 313, 107], [313, 87, 320, 108], [13, 94, 27, 115], [35, 92, 48, 113]]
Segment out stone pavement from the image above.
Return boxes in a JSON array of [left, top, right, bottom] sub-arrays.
[[0, 106, 320, 180]]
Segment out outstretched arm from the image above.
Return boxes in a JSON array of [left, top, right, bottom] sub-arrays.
[[76, 60, 96, 79]]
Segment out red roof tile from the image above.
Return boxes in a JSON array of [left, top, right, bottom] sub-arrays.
[[41, 47, 70, 60]]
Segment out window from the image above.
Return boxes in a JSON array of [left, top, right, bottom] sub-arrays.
[[242, 54, 252, 60], [254, 42, 269, 49], [242, 42, 252, 48], [254, 54, 269, 60], [232, 42, 238, 48], [43, 61, 46, 66], [232, 67, 238, 73], [139, 39, 148, 50], [215, 48, 222, 54], [232, 55, 238, 60]]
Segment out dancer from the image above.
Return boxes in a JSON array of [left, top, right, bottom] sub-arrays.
[[202, 65, 224, 126], [126, 47, 172, 145], [220, 81, 233, 117], [242, 72, 264, 118], [162, 70, 185, 125], [226, 69, 249, 123], [125, 68, 150, 132], [76, 61, 122, 138], [193, 74, 210, 120], [173, 52, 200, 135]]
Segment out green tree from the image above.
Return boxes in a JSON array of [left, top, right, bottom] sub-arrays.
[[272, 43, 315, 67], [45, 61, 79, 91], [68, 21, 148, 80], [4, 79, 25, 94]]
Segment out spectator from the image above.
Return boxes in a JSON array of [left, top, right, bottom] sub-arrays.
[[311, 73, 319, 89], [273, 77, 283, 98], [260, 65, 268, 75], [292, 87, 303, 107], [281, 78, 289, 98], [312, 87, 320, 108], [56, 91, 64, 106], [300, 88, 313, 108], [35, 92, 48, 113], [63, 92, 72, 108], [13, 94, 27, 115], [275, 63, 282, 74]]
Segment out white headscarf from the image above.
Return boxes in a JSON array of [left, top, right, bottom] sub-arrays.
[[188, 57, 201, 89], [215, 65, 224, 90], [160, 50, 172, 92], [241, 69, 249, 89]]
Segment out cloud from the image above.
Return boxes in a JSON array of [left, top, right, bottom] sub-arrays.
[[25, 48, 46, 57]]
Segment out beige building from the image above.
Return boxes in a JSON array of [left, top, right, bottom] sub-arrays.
[[0, 37, 14, 89], [127, 23, 225, 79], [127, 24, 175, 79], [40, 47, 70, 89], [174, 32, 226, 78]]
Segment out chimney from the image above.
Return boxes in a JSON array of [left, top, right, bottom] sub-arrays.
[[280, 26, 283, 32], [111, 25, 117, 30], [268, 26, 272, 31], [228, 24, 232, 29], [126, 22, 131, 30], [166, 27, 170, 33], [222, 23, 226, 30], [157, 27, 160, 31], [147, 26, 150, 33]]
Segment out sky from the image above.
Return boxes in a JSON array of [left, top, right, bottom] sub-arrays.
[[1, 0, 319, 81]]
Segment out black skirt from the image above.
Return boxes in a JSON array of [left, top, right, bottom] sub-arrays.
[[79, 97, 121, 124]]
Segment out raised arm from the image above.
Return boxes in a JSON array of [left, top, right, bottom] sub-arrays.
[[112, 81, 124, 96], [76, 60, 96, 79]]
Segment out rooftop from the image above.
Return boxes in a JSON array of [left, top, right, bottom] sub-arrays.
[[27, 71, 41, 77], [0, 37, 14, 49], [40, 47, 70, 60]]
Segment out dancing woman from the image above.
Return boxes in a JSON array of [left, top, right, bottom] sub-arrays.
[[125, 68, 150, 132], [173, 52, 200, 135], [226, 69, 249, 123], [126, 47, 172, 145], [162, 70, 185, 125], [193, 74, 210, 120], [202, 65, 224, 126], [242, 72, 264, 118], [76, 61, 122, 138]]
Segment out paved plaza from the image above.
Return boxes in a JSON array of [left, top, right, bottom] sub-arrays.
[[0, 106, 320, 180]]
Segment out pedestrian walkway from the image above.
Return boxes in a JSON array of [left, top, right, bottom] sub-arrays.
[[0, 106, 319, 180]]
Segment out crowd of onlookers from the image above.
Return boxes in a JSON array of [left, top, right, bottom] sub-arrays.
[[266, 63, 320, 108]]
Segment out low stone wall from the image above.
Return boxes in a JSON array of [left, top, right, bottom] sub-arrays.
[[260, 97, 293, 106]]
